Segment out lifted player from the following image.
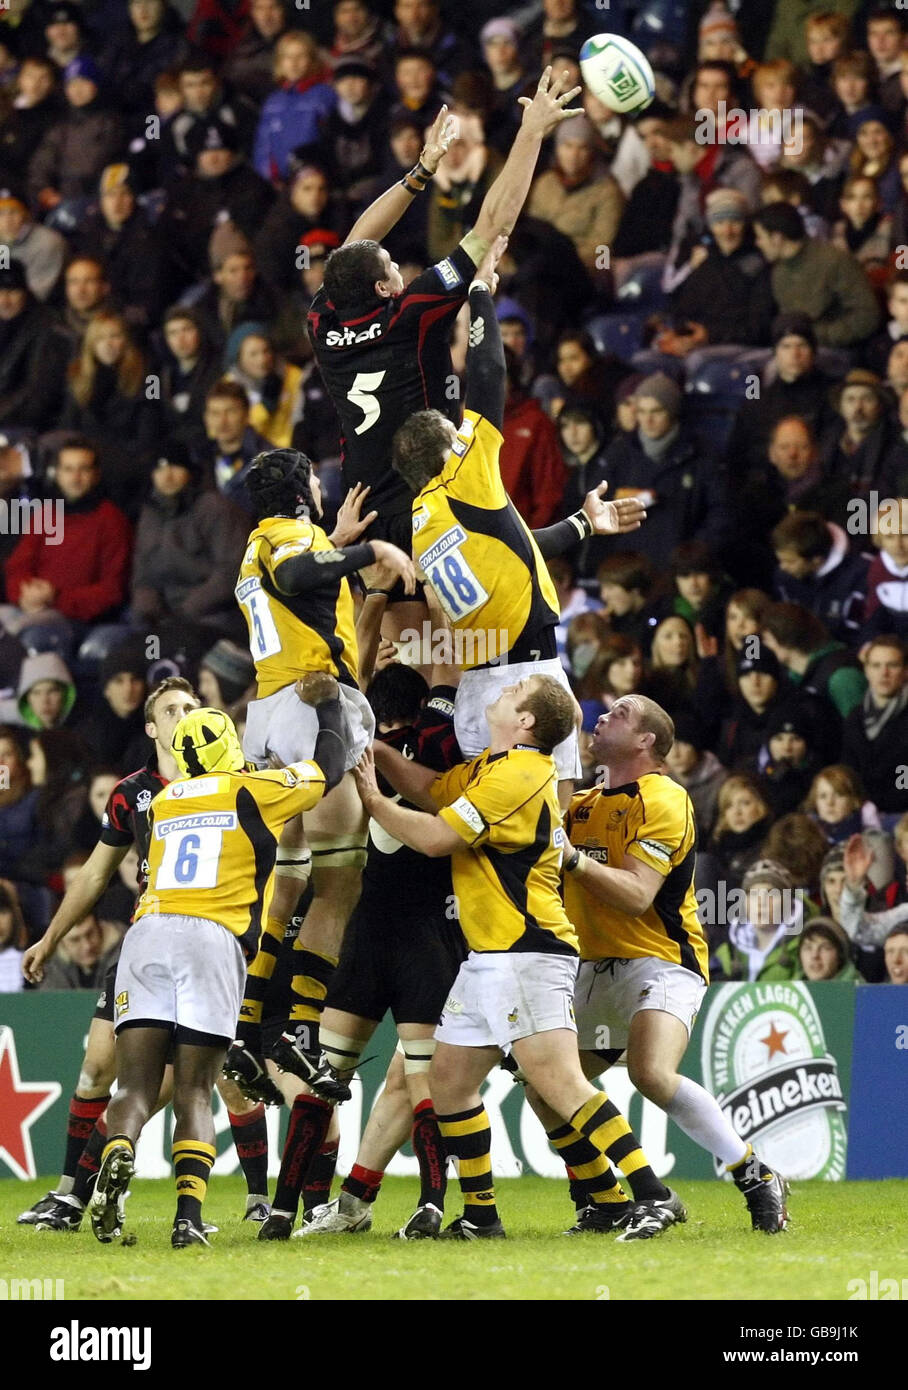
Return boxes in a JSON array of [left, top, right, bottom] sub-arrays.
[[19, 680, 273, 1230], [391, 237, 645, 804], [308, 68, 584, 638], [229, 450, 416, 1100], [88, 681, 346, 1249]]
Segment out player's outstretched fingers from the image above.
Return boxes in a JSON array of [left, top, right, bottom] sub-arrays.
[[295, 672, 340, 706]]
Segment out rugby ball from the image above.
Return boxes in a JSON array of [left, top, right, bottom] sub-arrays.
[[579, 33, 655, 115]]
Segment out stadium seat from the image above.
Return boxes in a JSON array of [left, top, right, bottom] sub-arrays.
[[616, 258, 668, 312], [688, 356, 762, 400], [586, 312, 649, 363], [631, 0, 690, 53]]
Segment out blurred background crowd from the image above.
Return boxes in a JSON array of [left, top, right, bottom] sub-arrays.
[[1, 0, 907, 991]]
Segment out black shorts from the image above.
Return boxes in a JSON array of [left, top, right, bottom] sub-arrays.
[[92, 961, 120, 1023], [364, 509, 423, 606], [326, 896, 466, 1026]]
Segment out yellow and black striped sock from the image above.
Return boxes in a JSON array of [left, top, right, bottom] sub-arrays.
[[437, 1104, 498, 1226], [288, 945, 338, 1034], [570, 1093, 670, 1202], [101, 1134, 134, 1164], [236, 915, 284, 1048], [172, 1139, 216, 1227], [547, 1123, 629, 1207]]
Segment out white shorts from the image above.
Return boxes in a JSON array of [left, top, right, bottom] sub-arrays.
[[454, 656, 582, 780], [574, 956, 707, 1053], [435, 950, 578, 1054], [243, 680, 375, 772], [113, 914, 246, 1043]]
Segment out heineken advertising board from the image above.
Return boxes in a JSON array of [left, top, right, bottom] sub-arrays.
[[0, 983, 874, 1185]]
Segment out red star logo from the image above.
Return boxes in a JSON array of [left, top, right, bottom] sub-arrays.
[[760, 1020, 789, 1060], [0, 1027, 61, 1180]]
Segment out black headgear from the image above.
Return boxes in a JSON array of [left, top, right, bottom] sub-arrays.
[[246, 449, 315, 520]]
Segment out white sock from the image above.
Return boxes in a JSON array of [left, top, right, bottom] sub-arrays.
[[665, 1076, 748, 1166]]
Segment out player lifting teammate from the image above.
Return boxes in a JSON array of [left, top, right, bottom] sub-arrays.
[[227, 450, 415, 1100], [544, 695, 788, 1236], [355, 674, 680, 1239], [19, 680, 274, 1230], [88, 679, 347, 1248]]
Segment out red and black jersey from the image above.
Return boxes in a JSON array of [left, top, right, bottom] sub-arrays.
[[99, 757, 169, 887], [307, 242, 476, 518], [365, 685, 460, 914]]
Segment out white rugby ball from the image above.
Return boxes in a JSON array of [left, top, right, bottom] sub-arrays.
[[579, 33, 655, 115]]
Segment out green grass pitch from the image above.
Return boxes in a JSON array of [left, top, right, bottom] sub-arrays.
[[3, 1176, 905, 1301]]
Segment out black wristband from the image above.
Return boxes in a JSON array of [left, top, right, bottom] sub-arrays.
[[564, 847, 581, 873], [568, 510, 594, 540], [401, 161, 433, 195]]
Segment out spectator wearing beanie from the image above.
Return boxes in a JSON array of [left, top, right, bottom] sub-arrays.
[[796, 917, 859, 981], [820, 368, 898, 499], [131, 438, 249, 640], [189, 224, 277, 355], [0, 182, 66, 303], [160, 118, 275, 282], [0, 259, 72, 431], [664, 709, 726, 840], [527, 114, 624, 278], [198, 639, 256, 717], [713, 858, 802, 983], [157, 306, 223, 443], [600, 370, 730, 563], [718, 646, 787, 770], [726, 313, 839, 476], [75, 643, 148, 772], [224, 322, 304, 448], [757, 703, 823, 819], [27, 56, 124, 219], [662, 188, 775, 362], [320, 55, 387, 195], [752, 202, 880, 349]]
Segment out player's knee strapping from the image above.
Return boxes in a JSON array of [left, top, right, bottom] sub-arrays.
[[320, 1029, 365, 1074], [437, 1104, 496, 1211], [289, 945, 338, 1024], [308, 833, 368, 869], [275, 847, 312, 886], [400, 1037, 435, 1075]]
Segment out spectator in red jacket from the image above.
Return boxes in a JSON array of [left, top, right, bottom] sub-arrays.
[[2, 436, 132, 654], [498, 349, 567, 528]]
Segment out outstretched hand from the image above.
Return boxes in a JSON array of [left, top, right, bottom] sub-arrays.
[[353, 744, 381, 808], [329, 483, 378, 547], [582, 481, 646, 536], [518, 66, 585, 137], [421, 105, 459, 173]]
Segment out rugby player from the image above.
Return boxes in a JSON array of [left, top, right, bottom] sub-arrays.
[[261, 661, 465, 1242], [540, 694, 788, 1236], [19, 680, 273, 1230], [308, 68, 584, 638], [88, 679, 347, 1248], [391, 237, 645, 803], [355, 674, 680, 1239], [228, 449, 416, 1101]]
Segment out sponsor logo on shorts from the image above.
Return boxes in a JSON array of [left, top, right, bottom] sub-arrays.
[[115, 991, 129, 1019], [435, 257, 462, 289], [444, 996, 463, 1014], [449, 796, 485, 836], [507, 1008, 519, 1024]]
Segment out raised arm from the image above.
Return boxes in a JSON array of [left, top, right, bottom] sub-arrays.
[[533, 483, 647, 557], [470, 67, 583, 249], [344, 106, 458, 246], [273, 540, 416, 597], [463, 236, 508, 428]]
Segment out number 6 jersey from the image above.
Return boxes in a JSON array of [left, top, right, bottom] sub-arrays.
[[412, 408, 561, 668], [133, 763, 327, 959]]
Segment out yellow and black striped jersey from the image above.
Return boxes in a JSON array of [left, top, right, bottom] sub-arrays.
[[430, 746, 578, 955], [236, 515, 359, 696], [134, 761, 326, 959], [412, 409, 560, 668], [565, 772, 708, 980]]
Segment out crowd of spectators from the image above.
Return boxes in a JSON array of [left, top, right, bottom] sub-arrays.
[[1, 0, 908, 992]]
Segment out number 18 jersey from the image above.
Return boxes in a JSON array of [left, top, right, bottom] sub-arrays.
[[412, 409, 561, 669]]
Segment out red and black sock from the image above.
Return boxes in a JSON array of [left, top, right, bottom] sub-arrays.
[[71, 1115, 107, 1205], [228, 1105, 268, 1199], [342, 1164, 383, 1203], [412, 1100, 447, 1210], [302, 1139, 339, 1214], [271, 1096, 332, 1219], [62, 1095, 108, 1186]]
